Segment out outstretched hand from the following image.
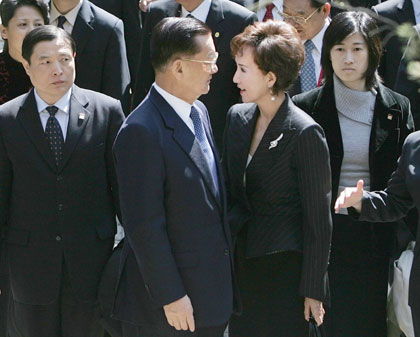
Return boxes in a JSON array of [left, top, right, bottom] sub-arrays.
[[334, 180, 364, 213]]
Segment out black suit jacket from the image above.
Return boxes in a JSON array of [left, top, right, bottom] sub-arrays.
[[222, 96, 332, 303], [112, 87, 235, 328], [372, 0, 416, 89], [293, 81, 414, 256], [72, 0, 131, 114], [132, 0, 257, 150], [356, 131, 420, 311], [395, 24, 420, 130], [0, 85, 125, 305], [89, 0, 141, 87]]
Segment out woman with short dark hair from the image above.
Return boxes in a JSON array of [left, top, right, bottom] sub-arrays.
[[293, 11, 414, 337], [223, 20, 332, 337], [0, 0, 48, 104]]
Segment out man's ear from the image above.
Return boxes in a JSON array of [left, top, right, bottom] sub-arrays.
[[171, 59, 184, 80], [22, 59, 31, 77], [321, 3, 331, 18], [0, 24, 8, 41]]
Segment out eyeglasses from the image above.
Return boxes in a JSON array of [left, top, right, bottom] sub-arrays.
[[280, 7, 320, 25], [181, 52, 219, 73]]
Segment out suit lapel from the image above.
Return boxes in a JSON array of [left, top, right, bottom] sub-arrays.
[[372, 84, 401, 154], [58, 86, 90, 172], [17, 90, 57, 171], [72, 1, 94, 58], [149, 88, 221, 208], [397, 0, 416, 23], [205, 0, 224, 49]]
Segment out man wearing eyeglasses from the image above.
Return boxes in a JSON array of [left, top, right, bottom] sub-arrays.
[[283, 0, 331, 96], [131, 0, 256, 151], [112, 17, 234, 337]]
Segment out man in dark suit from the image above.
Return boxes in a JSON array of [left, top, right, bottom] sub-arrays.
[[89, 0, 142, 88], [112, 17, 234, 337], [372, 0, 416, 90], [50, 0, 131, 114], [132, 0, 256, 150], [0, 25, 125, 337]]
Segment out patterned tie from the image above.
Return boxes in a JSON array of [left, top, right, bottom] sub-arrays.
[[190, 106, 219, 196], [57, 15, 66, 29], [301, 40, 317, 92], [263, 3, 275, 21], [45, 106, 64, 166]]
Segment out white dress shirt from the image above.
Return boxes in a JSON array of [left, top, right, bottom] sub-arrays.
[[304, 18, 330, 84], [50, 0, 83, 34], [35, 88, 71, 140], [181, 0, 211, 22], [412, 0, 420, 24]]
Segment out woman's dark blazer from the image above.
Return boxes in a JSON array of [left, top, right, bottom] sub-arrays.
[[292, 82, 414, 253], [223, 95, 333, 303]]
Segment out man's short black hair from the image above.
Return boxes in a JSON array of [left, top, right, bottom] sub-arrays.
[[22, 25, 76, 64], [150, 17, 212, 72], [311, 0, 330, 8]]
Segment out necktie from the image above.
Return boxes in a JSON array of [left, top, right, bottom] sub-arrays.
[[263, 3, 275, 21], [190, 106, 219, 196], [57, 15, 66, 29], [301, 40, 317, 92], [45, 106, 64, 166]]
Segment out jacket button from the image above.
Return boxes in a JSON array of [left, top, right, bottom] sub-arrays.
[[58, 204, 64, 211], [56, 235, 62, 241], [224, 249, 229, 256]]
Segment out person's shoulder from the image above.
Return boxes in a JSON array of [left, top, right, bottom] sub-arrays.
[[217, 0, 255, 18], [291, 86, 324, 112], [0, 91, 30, 118], [86, 0, 122, 27], [149, 0, 178, 14], [404, 130, 420, 146], [73, 87, 123, 115], [372, 0, 401, 15], [228, 102, 255, 118], [378, 83, 411, 107]]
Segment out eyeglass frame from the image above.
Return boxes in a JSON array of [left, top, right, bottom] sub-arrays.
[[180, 52, 219, 73], [280, 7, 321, 25]]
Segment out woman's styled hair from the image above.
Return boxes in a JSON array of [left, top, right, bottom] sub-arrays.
[[230, 20, 304, 94], [321, 11, 382, 90]]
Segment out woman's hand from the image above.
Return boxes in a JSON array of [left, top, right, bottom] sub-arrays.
[[304, 297, 325, 326], [334, 179, 364, 213]]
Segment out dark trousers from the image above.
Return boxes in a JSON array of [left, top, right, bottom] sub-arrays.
[[121, 322, 227, 337], [0, 244, 8, 337], [8, 265, 104, 337], [413, 307, 420, 337], [324, 214, 389, 337], [229, 245, 308, 337]]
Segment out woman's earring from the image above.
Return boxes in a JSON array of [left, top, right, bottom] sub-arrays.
[[270, 89, 275, 101]]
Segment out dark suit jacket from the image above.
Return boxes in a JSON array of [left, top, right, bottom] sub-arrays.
[[0, 85, 125, 305], [89, 0, 141, 87], [112, 87, 235, 328], [356, 131, 420, 311], [132, 0, 257, 150], [222, 95, 332, 303], [293, 81, 414, 256], [395, 24, 420, 130], [72, 0, 131, 114], [372, 0, 416, 89]]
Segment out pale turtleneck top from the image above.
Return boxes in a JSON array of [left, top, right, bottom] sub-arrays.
[[334, 74, 377, 215]]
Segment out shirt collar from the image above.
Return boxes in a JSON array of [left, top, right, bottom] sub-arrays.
[[50, 0, 83, 28], [34, 88, 72, 114], [306, 17, 330, 53], [412, 0, 420, 20], [181, 0, 211, 22], [153, 82, 193, 121], [257, 0, 283, 11]]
